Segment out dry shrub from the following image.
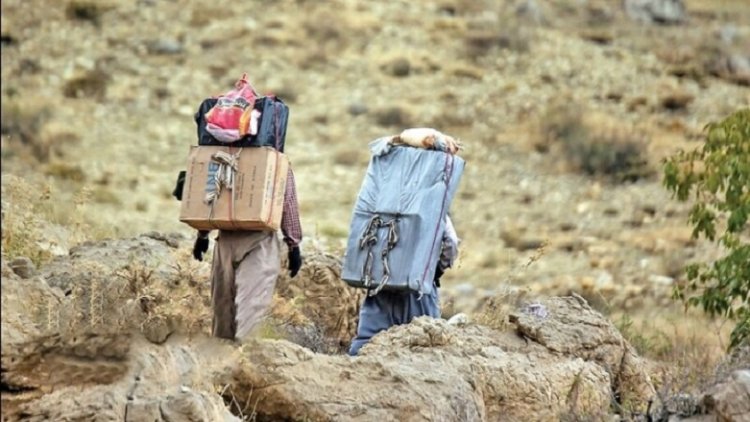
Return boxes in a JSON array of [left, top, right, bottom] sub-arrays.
[[463, 6, 533, 60], [381, 57, 412, 78], [90, 186, 121, 205], [615, 312, 731, 410], [464, 26, 531, 59], [659, 90, 694, 111], [0, 99, 55, 162], [62, 69, 110, 99], [539, 103, 654, 183], [30, 250, 210, 344], [268, 85, 298, 103], [373, 106, 414, 127], [44, 161, 87, 182], [1, 176, 55, 265], [1, 176, 115, 266], [302, 10, 343, 45], [472, 287, 530, 331], [65, 1, 110, 25]]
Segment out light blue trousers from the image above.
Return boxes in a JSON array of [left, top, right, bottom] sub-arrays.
[[348, 286, 440, 356]]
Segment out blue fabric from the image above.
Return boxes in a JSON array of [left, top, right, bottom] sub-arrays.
[[348, 286, 440, 356], [342, 139, 465, 296]]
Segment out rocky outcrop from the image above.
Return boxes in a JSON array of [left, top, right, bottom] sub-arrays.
[[221, 317, 613, 422], [2, 232, 732, 422], [509, 295, 656, 408], [1, 258, 237, 421], [3, 333, 240, 422], [217, 296, 662, 421], [39, 231, 188, 293], [2, 236, 660, 421]]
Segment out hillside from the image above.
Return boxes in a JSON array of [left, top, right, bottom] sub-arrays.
[[1, 0, 749, 419]]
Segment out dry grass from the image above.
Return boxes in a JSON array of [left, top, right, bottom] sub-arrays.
[[0, 98, 57, 162], [1, 176, 55, 266], [1, 175, 117, 266], [472, 286, 531, 331], [614, 309, 733, 400]]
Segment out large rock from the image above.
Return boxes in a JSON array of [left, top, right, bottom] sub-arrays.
[[623, 0, 686, 24], [699, 368, 750, 422], [2, 333, 240, 422], [39, 231, 189, 293], [1, 257, 238, 421], [709, 52, 750, 87], [219, 296, 659, 420], [509, 295, 656, 409], [224, 318, 613, 422]]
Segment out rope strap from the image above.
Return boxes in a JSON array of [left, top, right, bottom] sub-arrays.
[[358, 214, 400, 296], [204, 150, 240, 226]]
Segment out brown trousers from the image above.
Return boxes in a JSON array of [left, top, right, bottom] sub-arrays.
[[210, 230, 280, 341]]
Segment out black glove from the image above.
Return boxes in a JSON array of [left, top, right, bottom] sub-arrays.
[[434, 264, 445, 288], [288, 246, 302, 278], [192, 231, 209, 261], [172, 170, 186, 201]]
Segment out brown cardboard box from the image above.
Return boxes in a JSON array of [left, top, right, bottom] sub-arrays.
[[179, 146, 289, 231]]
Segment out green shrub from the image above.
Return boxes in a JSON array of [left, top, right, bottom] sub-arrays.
[[663, 108, 750, 349]]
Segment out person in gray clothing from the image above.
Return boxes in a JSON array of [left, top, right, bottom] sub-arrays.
[[348, 215, 459, 356]]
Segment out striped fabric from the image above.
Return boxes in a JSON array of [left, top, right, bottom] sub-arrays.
[[281, 167, 302, 248]]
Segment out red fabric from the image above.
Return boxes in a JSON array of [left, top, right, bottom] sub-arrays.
[[204, 74, 258, 139]]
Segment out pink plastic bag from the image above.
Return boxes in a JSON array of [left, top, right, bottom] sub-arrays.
[[204, 73, 259, 143]]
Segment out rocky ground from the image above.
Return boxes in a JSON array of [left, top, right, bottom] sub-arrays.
[[2, 233, 748, 421], [1, 0, 749, 420]]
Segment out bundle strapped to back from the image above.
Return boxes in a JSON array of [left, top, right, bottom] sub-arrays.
[[341, 133, 465, 297]]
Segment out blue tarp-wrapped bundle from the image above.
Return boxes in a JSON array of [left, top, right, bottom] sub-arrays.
[[342, 137, 465, 297]]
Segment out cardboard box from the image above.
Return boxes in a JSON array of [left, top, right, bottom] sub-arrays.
[[179, 146, 289, 231]]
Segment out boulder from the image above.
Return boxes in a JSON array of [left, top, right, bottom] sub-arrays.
[[39, 231, 189, 293], [709, 52, 750, 86], [509, 295, 656, 409], [624, 0, 686, 25], [700, 369, 750, 422]]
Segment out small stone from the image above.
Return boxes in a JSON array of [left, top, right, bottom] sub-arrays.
[[447, 313, 470, 326], [347, 102, 368, 116], [10, 257, 35, 279], [660, 90, 693, 111], [146, 38, 184, 55], [383, 57, 411, 77], [141, 316, 174, 344], [648, 275, 674, 286]]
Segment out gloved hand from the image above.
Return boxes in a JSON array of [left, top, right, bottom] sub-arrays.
[[288, 246, 302, 278], [172, 170, 186, 201], [434, 264, 445, 288], [192, 231, 209, 261]]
